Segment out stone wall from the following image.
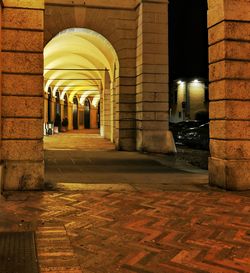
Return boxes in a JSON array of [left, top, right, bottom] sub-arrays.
[[208, 0, 250, 190], [1, 0, 44, 190]]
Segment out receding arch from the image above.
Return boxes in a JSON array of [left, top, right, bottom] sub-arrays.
[[43, 27, 121, 143], [44, 28, 120, 105]]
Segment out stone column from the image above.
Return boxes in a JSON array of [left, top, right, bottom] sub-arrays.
[[208, 0, 250, 190], [136, 0, 176, 153], [50, 97, 56, 122], [67, 102, 73, 130], [60, 99, 64, 121], [44, 93, 49, 124], [1, 0, 44, 190], [90, 106, 98, 129], [100, 89, 104, 136], [110, 82, 114, 142], [78, 104, 84, 130], [104, 70, 111, 139]]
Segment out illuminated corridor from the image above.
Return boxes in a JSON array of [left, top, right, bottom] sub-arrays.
[[44, 129, 115, 151], [0, 1, 250, 272]]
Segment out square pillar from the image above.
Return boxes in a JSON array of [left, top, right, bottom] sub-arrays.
[[136, 0, 176, 153], [67, 102, 73, 130], [208, 0, 250, 190], [1, 0, 44, 190]]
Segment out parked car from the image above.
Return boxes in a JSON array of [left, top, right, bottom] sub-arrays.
[[169, 120, 206, 142], [177, 123, 209, 150]]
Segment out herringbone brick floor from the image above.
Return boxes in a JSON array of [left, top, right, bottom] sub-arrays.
[[1, 132, 249, 272], [1, 189, 250, 273]]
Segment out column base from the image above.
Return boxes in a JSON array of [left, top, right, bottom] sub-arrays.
[[3, 161, 44, 191], [209, 157, 250, 190], [117, 138, 136, 151], [136, 130, 177, 154]]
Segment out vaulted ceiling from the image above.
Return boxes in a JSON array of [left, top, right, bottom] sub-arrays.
[[44, 28, 118, 105]]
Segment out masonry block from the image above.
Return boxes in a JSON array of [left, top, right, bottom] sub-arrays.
[[3, 8, 43, 30], [210, 139, 250, 160], [208, 22, 250, 45], [2, 29, 44, 52], [2, 96, 43, 118], [209, 80, 250, 100], [208, 0, 250, 28], [209, 101, 250, 120], [119, 129, 136, 139], [136, 129, 176, 154], [3, 0, 44, 9], [209, 157, 250, 190], [2, 118, 43, 139], [136, 82, 168, 93], [118, 137, 136, 151], [136, 111, 155, 121], [137, 120, 167, 130], [209, 41, 250, 63], [2, 74, 43, 96], [3, 161, 44, 191], [210, 120, 250, 140], [2, 140, 43, 161], [2, 52, 43, 74], [142, 102, 168, 112], [209, 61, 250, 81]]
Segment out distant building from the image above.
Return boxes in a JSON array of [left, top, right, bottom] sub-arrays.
[[170, 78, 208, 123]]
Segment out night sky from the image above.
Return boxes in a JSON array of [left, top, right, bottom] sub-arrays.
[[169, 0, 208, 81]]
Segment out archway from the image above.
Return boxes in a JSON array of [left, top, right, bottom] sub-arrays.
[[43, 27, 119, 141]]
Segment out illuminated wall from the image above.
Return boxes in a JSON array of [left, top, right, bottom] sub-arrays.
[[170, 80, 208, 123]]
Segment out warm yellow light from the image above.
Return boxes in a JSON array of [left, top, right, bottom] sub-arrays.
[[177, 80, 184, 85], [44, 28, 119, 101]]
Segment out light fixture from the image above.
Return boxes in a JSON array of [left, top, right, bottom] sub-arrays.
[[193, 79, 199, 83], [177, 80, 184, 85]]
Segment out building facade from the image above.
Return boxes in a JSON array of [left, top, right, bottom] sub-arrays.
[[0, 0, 249, 191], [170, 78, 209, 123]]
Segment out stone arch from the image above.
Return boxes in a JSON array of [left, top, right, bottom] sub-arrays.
[[44, 1, 139, 150], [44, 26, 120, 143]]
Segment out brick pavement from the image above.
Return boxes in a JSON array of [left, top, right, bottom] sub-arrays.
[[1, 131, 250, 273], [1, 189, 250, 273]]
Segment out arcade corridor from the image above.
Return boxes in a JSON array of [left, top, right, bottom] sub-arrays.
[[0, 0, 250, 271]]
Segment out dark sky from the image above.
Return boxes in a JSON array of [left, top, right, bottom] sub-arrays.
[[169, 0, 208, 81]]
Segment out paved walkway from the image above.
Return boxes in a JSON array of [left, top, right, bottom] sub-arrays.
[[44, 130, 208, 192], [0, 131, 250, 273], [44, 129, 115, 151]]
